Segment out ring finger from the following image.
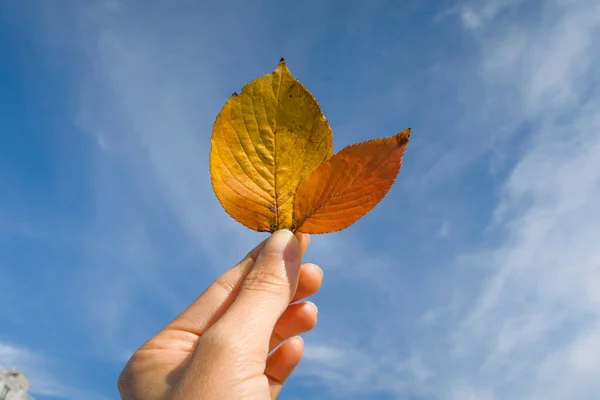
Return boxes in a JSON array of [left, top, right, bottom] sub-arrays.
[[269, 301, 318, 352]]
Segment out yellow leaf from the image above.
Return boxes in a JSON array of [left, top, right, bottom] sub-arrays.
[[210, 59, 333, 232]]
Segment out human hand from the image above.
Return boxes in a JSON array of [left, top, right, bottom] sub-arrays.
[[117, 230, 322, 399]]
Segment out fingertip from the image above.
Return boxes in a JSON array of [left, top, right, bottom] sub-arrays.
[[306, 263, 323, 280], [304, 301, 318, 315], [266, 336, 304, 397], [292, 263, 323, 303], [290, 335, 304, 351], [276, 335, 304, 363], [259, 229, 298, 261], [295, 232, 310, 255], [293, 301, 318, 328]]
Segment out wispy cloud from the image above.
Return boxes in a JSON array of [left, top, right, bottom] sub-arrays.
[[27, 0, 267, 358], [58, 0, 423, 359], [0, 341, 109, 400], [3, 0, 599, 398], [459, 0, 525, 29], [295, 0, 600, 398]]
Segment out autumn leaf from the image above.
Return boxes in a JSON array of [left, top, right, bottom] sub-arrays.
[[293, 129, 410, 233], [210, 59, 411, 234], [209, 59, 333, 232]]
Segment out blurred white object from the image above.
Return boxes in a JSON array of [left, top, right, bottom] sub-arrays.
[[0, 368, 30, 400]]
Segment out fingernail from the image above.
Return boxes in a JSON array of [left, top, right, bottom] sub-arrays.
[[314, 265, 323, 279], [306, 301, 318, 314], [261, 229, 294, 258], [258, 229, 301, 282]]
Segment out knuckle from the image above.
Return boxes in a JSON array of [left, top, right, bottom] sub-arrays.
[[117, 362, 137, 398], [200, 326, 239, 353], [214, 275, 237, 296], [117, 351, 158, 399], [242, 267, 290, 296]]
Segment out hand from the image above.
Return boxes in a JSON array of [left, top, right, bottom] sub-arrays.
[[117, 230, 322, 399]]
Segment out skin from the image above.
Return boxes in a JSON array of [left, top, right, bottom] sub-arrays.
[[118, 230, 322, 399]]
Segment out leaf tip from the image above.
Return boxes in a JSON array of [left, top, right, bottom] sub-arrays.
[[276, 58, 290, 75], [395, 128, 411, 147]]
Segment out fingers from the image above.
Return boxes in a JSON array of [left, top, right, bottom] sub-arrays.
[[162, 232, 310, 337], [269, 302, 317, 352], [216, 230, 302, 354], [266, 337, 304, 399], [297, 231, 310, 256], [292, 263, 322, 303]]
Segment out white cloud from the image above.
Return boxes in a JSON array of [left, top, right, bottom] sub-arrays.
[[0, 341, 109, 400], [63, 0, 421, 360], [479, 0, 600, 117], [441, 1, 600, 397], [33, 0, 268, 356], [299, 340, 435, 398], [303, 345, 346, 362], [459, 0, 524, 29], [298, 0, 600, 398], [8, 0, 598, 398]]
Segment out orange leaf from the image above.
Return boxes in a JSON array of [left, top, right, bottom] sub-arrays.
[[293, 129, 411, 234], [209, 59, 333, 232]]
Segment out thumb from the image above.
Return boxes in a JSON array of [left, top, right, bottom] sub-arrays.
[[217, 229, 301, 352]]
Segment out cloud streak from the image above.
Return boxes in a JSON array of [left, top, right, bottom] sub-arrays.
[[3, 0, 599, 399], [296, 0, 600, 398]]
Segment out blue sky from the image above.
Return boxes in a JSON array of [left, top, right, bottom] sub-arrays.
[[1, 0, 600, 399]]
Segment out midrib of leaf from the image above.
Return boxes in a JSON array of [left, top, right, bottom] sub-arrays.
[[273, 67, 285, 229]]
